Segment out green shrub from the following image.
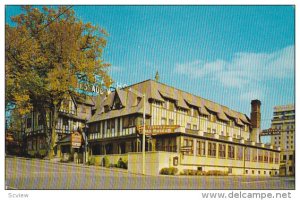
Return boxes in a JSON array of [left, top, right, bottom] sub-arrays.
[[102, 156, 110, 168], [160, 167, 178, 175], [206, 170, 228, 176], [117, 158, 128, 169], [87, 156, 95, 165]]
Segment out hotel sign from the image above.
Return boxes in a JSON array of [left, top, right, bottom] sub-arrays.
[[71, 132, 82, 148], [260, 128, 281, 136], [137, 125, 180, 135]]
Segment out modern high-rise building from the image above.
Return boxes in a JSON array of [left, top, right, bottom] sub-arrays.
[[261, 104, 295, 176]]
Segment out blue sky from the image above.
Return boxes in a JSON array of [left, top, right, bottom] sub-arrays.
[[6, 6, 295, 132]]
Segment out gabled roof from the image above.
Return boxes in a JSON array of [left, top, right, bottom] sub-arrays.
[[88, 79, 252, 126]]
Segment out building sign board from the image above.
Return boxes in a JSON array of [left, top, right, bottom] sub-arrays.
[[137, 125, 180, 135], [71, 132, 82, 148], [260, 128, 281, 136]]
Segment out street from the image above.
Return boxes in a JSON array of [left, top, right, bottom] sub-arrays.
[[5, 157, 295, 190]]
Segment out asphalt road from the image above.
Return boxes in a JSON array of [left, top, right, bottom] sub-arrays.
[[5, 157, 295, 190]]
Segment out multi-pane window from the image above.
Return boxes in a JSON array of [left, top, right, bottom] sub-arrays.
[[183, 138, 193, 155], [264, 151, 269, 163], [186, 123, 191, 129], [193, 125, 197, 130], [269, 152, 274, 163], [208, 142, 216, 157], [218, 144, 226, 158], [228, 145, 235, 159], [275, 153, 279, 164], [252, 149, 257, 162], [161, 118, 167, 125], [245, 148, 250, 161], [237, 146, 243, 160], [107, 120, 111, 130], [210, 114, 216, 122], [169, 119, 174, 125], [258, 150, 263, 162], [123, 117, 129, 128], [129, 116, 135, 127], [196, 140, 206, 156], [111, 119, 115, 129]]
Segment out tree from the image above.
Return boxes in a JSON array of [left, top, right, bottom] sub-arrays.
[[6, 6, 113, 158]]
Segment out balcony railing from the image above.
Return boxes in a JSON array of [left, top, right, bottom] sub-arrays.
[[185, 128, 199, 135]]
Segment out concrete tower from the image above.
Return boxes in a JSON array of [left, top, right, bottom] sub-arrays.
[[250, 99, 261, 143]]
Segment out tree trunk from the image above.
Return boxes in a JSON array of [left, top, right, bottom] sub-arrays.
[[48, 102, 59, 159]]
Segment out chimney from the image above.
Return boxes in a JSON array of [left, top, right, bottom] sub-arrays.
[[250, 99, 261, 143]]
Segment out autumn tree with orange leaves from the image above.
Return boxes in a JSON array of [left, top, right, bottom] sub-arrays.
[[6, 6, 113, 158]]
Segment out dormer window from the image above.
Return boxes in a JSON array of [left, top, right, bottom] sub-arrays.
[[137, 97, 142, 105], [104, 105, 110, 112]]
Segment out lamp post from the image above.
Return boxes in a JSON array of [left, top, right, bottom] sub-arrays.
[[129, 88, 146, 175]]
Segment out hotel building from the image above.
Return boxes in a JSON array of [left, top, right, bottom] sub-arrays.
[[87, 79, 280, 175], [261, 104, 295, 176]]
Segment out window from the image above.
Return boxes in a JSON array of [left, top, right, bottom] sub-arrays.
[[237, 146, 243, 160], [196, 140, 206, 156], [207, 128, 211, 133], [111, 119, 115, 129], [289, 155, 293, 160], [129, 116, 135, 127], [107, 120, 111, 130], [245, 148, 250, 161], [183, 139, 193, 155], [252, 149, 257, 162], [228, 145, 235, 159], [264, 151, 269, 163], [27, 118, 32, 128], [169, 101, 175, 111], [193, 108, 199, 117], [252, 170, 255, 174], [63, 118, 68, 126], [275, 153, 279, 164], [210, 114, 216, 122], [186, 123, 191, 129], [193, 125, 197, 130], [104, 105, 110, 112], [289, 166, 293, 172], [169, 119, 174, 125], [258, 150, 263, 162], [283, 155, 287, 160], [218, 144, 226, 158], [246, 170, 248, 174], [270, 152, 274, 163], [123, 117, 129, 128], [164, 101, 169, 109], [208, 142, 216, 157], [161, 118, 167, 125]]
